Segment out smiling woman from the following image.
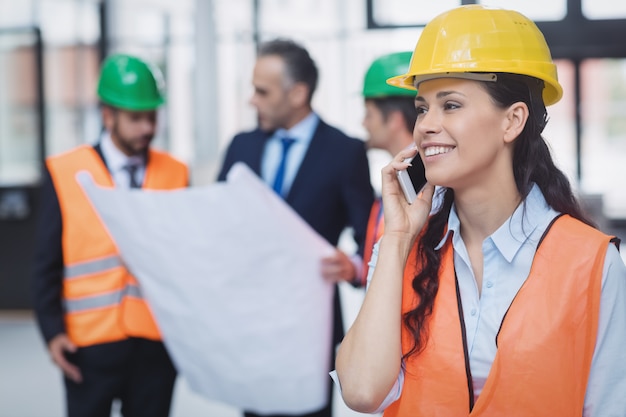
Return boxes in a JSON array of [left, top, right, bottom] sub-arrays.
[[414, 78, 522, 193], [334, 5, 626, 417]]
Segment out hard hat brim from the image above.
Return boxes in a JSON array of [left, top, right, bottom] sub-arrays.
[[387, 70, 562, 106]]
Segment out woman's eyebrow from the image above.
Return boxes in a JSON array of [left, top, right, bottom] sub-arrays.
[[415, 90, 462, 102]]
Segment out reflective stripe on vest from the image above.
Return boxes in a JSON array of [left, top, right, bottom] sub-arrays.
[[64, 254, 123, 279], [64, 283, 143, 312], [383, 215, 611, 417], [47, 145, 188, 347]]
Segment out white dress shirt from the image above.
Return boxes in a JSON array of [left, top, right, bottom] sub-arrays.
[[260, 112, 318, 197], [260, 112, 364, 278], [99, 132, 146, 189]]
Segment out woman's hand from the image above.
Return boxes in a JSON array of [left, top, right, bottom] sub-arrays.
[[380, 146, 434, 242]]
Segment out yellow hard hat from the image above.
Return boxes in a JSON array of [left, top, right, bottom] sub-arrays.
[[387, 5, 563, 106]]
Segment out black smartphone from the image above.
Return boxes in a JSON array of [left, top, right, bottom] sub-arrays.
[[396, 154, 426, 204]]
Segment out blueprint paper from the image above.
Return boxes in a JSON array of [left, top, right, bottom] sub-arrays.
[[77, 163, 335, 414]]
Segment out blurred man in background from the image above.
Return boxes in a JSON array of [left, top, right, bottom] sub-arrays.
[[217, 38, 374, 417], [32, 53, 188, 417], [360, 51, 418, 283]]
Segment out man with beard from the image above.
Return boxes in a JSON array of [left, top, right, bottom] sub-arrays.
[[32, 54, 188, 417]]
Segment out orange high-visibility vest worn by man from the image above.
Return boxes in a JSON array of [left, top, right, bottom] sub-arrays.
[[33, 53, 188, 417]]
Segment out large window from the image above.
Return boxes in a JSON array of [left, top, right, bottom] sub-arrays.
[[581, 59, 626, 218], [367, 0, 569, 27], [582, 0, 626, 19], [0, 29, 42, 186], [105, 0, 195, 166], [371, 0, 459, 27]]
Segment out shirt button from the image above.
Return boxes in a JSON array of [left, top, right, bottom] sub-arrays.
[[486, 281, 494, 288], [470, 308, 477, 316]]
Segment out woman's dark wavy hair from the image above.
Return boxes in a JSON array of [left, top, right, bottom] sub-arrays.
[[402, 73, 597, 359]]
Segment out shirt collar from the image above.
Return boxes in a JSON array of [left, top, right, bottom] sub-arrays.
[[100, 131, 144, 172], [435, 184, 554, 262], [272, 112, 319, 145]]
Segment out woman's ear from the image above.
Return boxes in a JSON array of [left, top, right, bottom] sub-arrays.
[[503, 102, 529, 144]]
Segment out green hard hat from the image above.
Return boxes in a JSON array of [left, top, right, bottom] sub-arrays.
[[363, 51, 416, 98], [97, 54, 165, 111]]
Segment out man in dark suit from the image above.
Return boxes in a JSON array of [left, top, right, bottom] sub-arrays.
[[217, 38, 374, 417], [32, 54, 188, 417]]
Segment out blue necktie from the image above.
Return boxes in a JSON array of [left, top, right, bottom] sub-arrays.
[[123, 163, 142, 188], [272, 137, 296, 197]]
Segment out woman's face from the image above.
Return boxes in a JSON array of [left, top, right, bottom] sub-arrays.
[[413, 78, 513, 191]]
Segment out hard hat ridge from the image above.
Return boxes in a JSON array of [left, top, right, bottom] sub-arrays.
[[97, 54, 165, 111], [363, 51, 416, 98]]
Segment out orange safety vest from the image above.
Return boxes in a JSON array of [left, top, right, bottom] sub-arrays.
[[362, 198, 384, 286], [47, 145, 188, 347], [384, 215, 611, 417]]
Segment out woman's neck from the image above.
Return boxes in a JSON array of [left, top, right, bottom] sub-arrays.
[[453, 182, 521, 294], [454, 183, 522, 245]]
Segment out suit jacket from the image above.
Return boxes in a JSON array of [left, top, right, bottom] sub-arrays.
[[218, 119, 374, 252], [217, 118, 375, 344]]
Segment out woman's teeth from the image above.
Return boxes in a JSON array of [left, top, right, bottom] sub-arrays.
[[424, 146, 452, 157]]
